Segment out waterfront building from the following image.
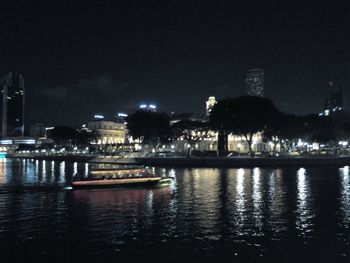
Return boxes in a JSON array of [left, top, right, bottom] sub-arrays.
[[87, 119, 126, 145], [170, 130, 268, 154], [168, 112, 269, 154], [246, 68, 264, 97], [0, 137, 36, 154], [0, 72, 25, 137], [205, 96, 217, 116]]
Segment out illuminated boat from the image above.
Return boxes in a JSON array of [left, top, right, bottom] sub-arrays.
[[90, 166, 146, 176], [72, 166, 162, 189]]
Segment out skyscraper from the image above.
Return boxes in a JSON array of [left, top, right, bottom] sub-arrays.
[[246, 68, 264, 97], [1, 72, 25, 137]]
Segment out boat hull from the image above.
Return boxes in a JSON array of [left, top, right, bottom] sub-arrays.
[[72, 177, 161, 189]]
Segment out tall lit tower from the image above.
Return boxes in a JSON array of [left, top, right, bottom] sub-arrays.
[[246, 68, 264, 97], [206, 96, 217, 116], [1, 72, 25, 137]]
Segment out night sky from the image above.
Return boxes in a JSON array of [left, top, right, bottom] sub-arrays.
[[1, 0, 350, 127]]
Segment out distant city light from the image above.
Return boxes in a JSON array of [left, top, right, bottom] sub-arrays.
[[297, 139, 304, 147], [0, 140, 12, 145], [94, 114, 104, 119], [14, 139, 35, 144], [338, 141, 348, 146], [117, 113, 128, 117], [139, 104, 157, 111]]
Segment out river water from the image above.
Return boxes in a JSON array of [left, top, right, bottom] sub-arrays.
[[0, 158, 349, 262]]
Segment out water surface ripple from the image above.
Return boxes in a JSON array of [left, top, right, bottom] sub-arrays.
[[0, 159, 349, 262]]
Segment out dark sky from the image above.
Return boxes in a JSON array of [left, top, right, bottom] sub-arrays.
[[1, 0, 350, 127]]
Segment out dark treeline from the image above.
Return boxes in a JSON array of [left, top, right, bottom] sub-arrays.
[[30, 96, 350, 156], [42, 126, 97, 149], [48, 126, 98, 146], [17, 126, 98, 152], [126, 96, 350, 156]]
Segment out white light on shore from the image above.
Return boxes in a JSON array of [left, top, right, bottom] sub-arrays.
[[94, 114, 104, 119], [339, 141, 348, 146]]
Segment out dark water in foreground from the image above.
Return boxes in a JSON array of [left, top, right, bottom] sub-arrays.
[[0, 159, 350, 263]]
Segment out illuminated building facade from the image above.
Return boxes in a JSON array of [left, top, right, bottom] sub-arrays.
[[205, 96, 217, 116], [246, 68, 264, 97], [170, 130, 268, 153], [88, 119, 126, 145], [0, 72, 25, 137]]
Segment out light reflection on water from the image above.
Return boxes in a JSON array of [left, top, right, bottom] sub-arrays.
[[235, 168, 246, 234], [0, 159, 89, 186], [59, 161, 65, 183], [296, 167, 314, 238], [252, 168, 263, 235], [73, 162, 78, 176], [0, 159, 349, 262], [85, 162, 89, 178], [340, 166, 350, 225], [267, 169, 286, 237]]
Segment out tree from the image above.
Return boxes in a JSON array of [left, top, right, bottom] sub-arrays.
[[210, 96, 280, 156], [171, 120, 211, 157], [76, 129, 98, 146], [48, 126, 77, 146], [306, 115, 336, 145], [330, 111, 350, 142], [263, 112, 287, 155], [126, 110, 171, 149], [335, 121, 350, 142], [263, 113, 306, 154], [274, 114, 336, 152]]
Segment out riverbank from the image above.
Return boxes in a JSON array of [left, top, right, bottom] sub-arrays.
[[134, 156, 350, 168], [9, 154, 350, 167], [9, 154, 95, 163]]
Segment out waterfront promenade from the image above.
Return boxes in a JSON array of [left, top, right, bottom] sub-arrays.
[[134, 156, 350, 167], [9, 153, 350, 168]]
